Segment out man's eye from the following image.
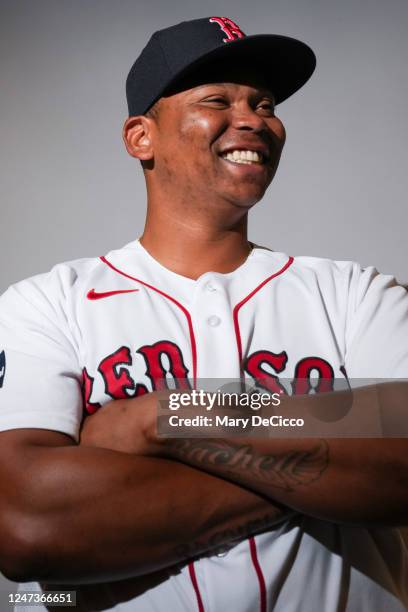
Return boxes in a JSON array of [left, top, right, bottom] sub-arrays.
[[257, 101, 275, 113], [203, 97, 228, 106]]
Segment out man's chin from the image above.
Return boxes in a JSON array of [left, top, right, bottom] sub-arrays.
[[222, 185, 269, 210]]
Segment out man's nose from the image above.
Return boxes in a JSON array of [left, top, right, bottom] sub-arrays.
[[230, 105, 266, 132]]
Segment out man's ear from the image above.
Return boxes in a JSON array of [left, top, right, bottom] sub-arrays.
[[122, 116, 154, 160]]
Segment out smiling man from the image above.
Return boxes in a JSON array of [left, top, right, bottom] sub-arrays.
[[123, 60, 287, 281], [0, 16, 407, 612]]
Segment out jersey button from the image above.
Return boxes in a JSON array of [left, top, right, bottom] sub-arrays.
[[207, 315, 221, 327], [205, 281, 217, 292]]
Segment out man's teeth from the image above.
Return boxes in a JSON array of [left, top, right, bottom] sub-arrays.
[[222, 150, 263, 164]]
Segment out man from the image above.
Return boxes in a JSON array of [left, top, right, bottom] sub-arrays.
[[0, 15, 407, 612]]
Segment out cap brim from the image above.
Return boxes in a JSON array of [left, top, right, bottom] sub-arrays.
[[153, 34, 316, 110]]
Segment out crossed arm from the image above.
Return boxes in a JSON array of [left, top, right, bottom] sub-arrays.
[[80, 382, 408, 527], [0, 409, 290, 584], [1, 381, 407, 588], [157, 382, 408, 526]]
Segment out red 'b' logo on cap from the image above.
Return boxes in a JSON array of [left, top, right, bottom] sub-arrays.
[[209, 17, 246, 43]]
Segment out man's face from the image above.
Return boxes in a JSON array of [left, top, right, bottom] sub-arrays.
[[147, 64, 286, 212]]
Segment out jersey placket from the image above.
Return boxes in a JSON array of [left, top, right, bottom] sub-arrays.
[[191, 273, 242, 384]]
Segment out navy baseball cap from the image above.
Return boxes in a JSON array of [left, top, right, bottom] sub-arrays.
[[126, 16, 316, 116]]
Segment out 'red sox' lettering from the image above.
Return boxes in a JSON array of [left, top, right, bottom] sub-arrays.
[[82, 343, 335, 415], [244, 350, 288, 395], [99, 346, 136, 399], [292, 357, 334, 394], [82, 367, 101, 414], [138, 340, 191, 391]]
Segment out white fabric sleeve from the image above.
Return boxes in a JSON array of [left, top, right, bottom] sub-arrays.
[[0, 269, 83, 442], [344, 264, 408, 378]]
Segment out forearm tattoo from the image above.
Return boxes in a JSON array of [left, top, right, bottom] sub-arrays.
[[173, 511, 286, 561], [165, 439, 329, 492]]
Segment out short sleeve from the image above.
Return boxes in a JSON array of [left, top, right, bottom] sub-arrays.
[[344, 265, 408, 378], [0, 270, 83, 442]]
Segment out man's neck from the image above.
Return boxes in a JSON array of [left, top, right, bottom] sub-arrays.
[[139, 210, 251, 280]]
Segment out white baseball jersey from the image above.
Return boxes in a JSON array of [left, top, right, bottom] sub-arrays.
[[1, 239, 407, 612]]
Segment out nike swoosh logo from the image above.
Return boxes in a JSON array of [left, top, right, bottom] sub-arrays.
[[87, 288, 139, 300]]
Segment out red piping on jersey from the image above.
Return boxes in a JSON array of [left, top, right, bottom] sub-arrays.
[[233, 256, 294, 373], [188, 562, 205, 612], [100, 256, 197, 386], [233, 258, 293, 612], [249, 537, 267, 612]]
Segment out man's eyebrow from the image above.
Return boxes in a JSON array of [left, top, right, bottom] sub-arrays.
[[188, 83, 276, 100], [189, 83, 229, 92], [256, 90, 276, 103]]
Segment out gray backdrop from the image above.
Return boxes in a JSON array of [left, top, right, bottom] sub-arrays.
[[1, 0, 407, 292], [1, 0, 407, 593]]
